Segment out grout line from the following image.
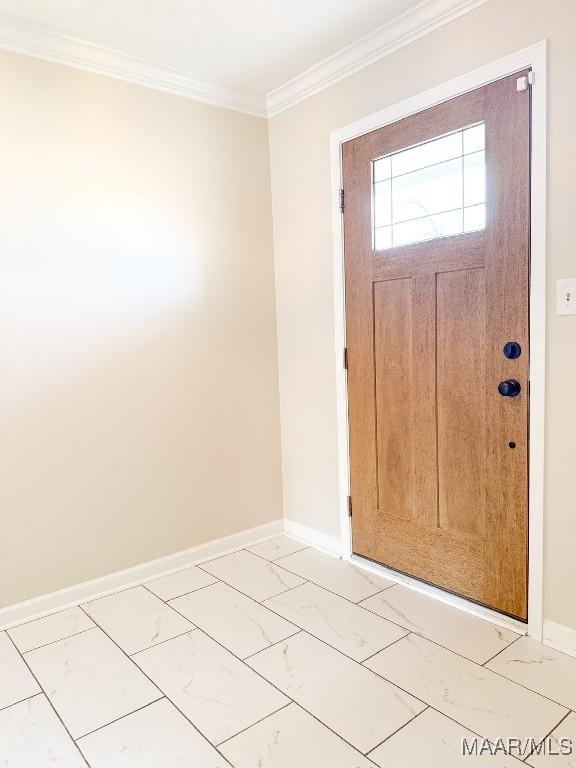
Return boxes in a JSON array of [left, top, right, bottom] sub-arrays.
[[266, 557, 398, 606], [148, 554, 571, 745], [521, 710, 574, 763], [76, 697, 165, 740], [128, 627, 197, 657], [260, 573, 523, 674], [481, 633, 525, 666], [187, 548, 262, 568], [173, 568, 406, 668], [354, 584, 397, 603], [242, 631, 303, 661], [236, 627, 428, 754], [251, 625, 559, 761], [5, 632, 92, 768], [0, 691, 43, 713], [181, 563, 576, 720], [245, 544, 310, 563], [79, 583, 143, 608], [370, 630, 574, 713], [74, 604, 233, 765], [215, 701, 293, 747], [174, 552, 570, 713], [6, 542, 568, 766], [358, 600, 529, 668], [148, 580, 220, 603], [161, 603, 380, 759], [72, 607, 237, 765], [270, 547, 310, 561], [365, 705, 430, 757], [258, 581, 309, 600], [3, 604, 83, 632], [21, 627, 97, 655], [65, 549, 576, 722], [73, 606, 165, 701], [425, 703, 517, 752], [360, 632, 410, 664], [194, 562, 307, 602], [360, 633, 570, 755]]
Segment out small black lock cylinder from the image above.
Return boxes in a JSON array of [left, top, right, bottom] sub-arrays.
[[503, 341, 522, 359]]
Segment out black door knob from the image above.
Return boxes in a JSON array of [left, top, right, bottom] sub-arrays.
[[498, 379, 521, 397]]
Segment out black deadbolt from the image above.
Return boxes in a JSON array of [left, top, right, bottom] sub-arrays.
[[498, 379, 521, 397], [503, 341, 522, 359]]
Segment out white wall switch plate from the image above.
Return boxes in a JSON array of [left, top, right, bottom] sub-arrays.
[[557, 278, 576, 315]]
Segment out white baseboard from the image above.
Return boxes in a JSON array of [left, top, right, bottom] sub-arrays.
[[283, 519, 343, 557], [543, 619, 576, 659], [0, 519, 283, 630]]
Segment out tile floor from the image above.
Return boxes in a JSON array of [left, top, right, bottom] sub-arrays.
[[1, 536, 575, 767]]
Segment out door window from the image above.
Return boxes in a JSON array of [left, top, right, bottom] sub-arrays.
[[373, 123, 486, 250]]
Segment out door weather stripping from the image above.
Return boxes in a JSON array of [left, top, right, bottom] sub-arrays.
[[340, 188, 345, 213], [348, 495, 353, 517]]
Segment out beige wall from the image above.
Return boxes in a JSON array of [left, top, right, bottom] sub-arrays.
[[0, 50, 282, 607], [269, 0, 576, 630]]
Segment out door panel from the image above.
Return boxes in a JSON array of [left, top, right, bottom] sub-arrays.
[[374, 278, 414, 518], [436, 267, 486, 537], [343, 72, 530, 620]]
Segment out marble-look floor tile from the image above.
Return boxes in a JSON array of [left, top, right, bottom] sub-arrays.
[[265, 582, 407, 661], [247, 632, 424, 753], [83, 586, 193, 654], [134, 630, 289, 745], [0, 694, 87, 767], [527, 712, 576, 768], [369, 707, 523, 767], [486, 636, 576, 709], [25, 629, 161, 738], [145, 566, 218, 601], [360, 585, 519, 664], [199, 550, 304, 601], [365, 634, 567, 744], [220, 703, 377, 768], [247, 536, 307, 561], [275, 549, 393, 602], [170, 582, 298, 659], [0, 630, 40, 710], [9, 608, 95, 654], [79, 698, 229, 767]]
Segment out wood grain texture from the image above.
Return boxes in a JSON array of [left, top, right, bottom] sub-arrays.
[[374, 278, 414, 518], [437, 267, 486, 537], [483, 72, 530, 619], [344, 71, 530, 620]]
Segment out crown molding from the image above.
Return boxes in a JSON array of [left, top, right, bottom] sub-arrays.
[[0, 1, 488, 119], [265, 0, 488, 116], [0, 14, 267, 117]]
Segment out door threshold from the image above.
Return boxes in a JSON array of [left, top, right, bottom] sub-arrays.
[[349, 553, 528, 636]]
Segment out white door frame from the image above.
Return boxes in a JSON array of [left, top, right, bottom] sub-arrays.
[[329, 41, 547, 640]]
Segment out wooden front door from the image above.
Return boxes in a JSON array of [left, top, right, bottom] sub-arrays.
[[343, 72, 530, 620]]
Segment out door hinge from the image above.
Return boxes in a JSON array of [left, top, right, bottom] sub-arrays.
[[347, 495, 353, 517], [343, 347, 348, 369], [339, 188, 345, 213]]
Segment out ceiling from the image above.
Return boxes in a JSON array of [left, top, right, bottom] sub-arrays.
[[0, 0, 486, 115]]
